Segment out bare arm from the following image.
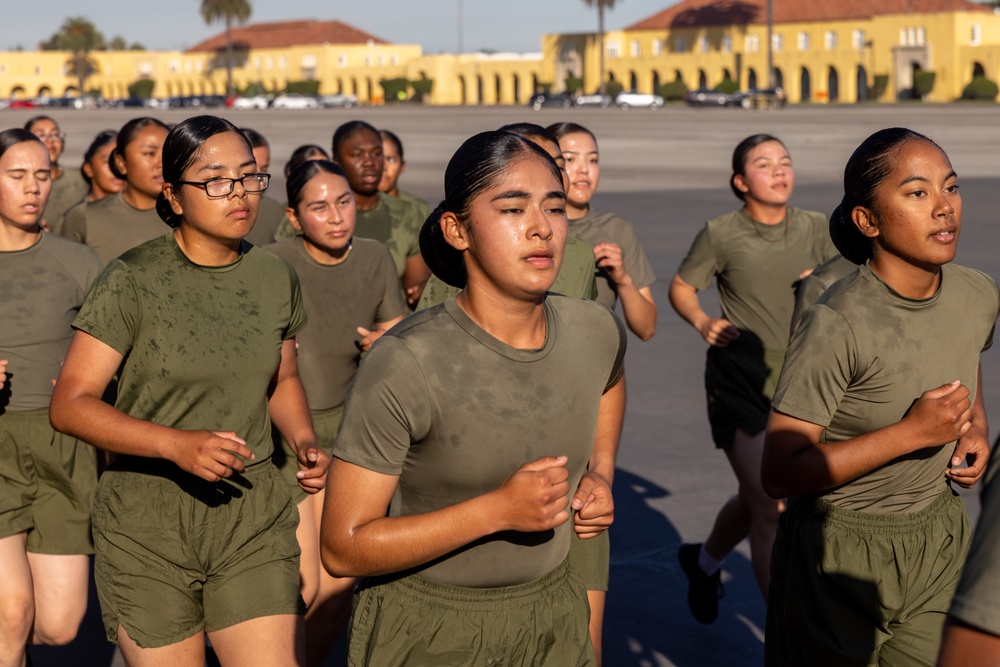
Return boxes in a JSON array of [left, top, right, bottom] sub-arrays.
[[356, 314, 406, 353], [593, 242, 656, 340], [945, 365, 990, 489], [268, 337, 328, 494], [49, 330, 255, 481], [320, 455, 572, 578], [402, 255, 432, 310], [761, 380, 973, 499], [574, 373, 626, 539], [938, 620, 1000, 667], [668, 273, 739, 346]]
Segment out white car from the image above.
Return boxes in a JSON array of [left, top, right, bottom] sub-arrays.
[[232, 95, 270, 110], [271, 94, 320, 110], [615, 91, 665, 110], [320, 93, 357, 109]]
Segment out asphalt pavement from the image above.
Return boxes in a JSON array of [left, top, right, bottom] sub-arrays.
[[9, 102, 1000, 667]]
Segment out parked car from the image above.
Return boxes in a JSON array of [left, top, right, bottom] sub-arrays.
[[575, 93, 613, 108], [231, 94, 270, 110], [320, 93, 358, 109], [113, 97, 149, 108], [8, 99, 37, 109], [684, 89, 745, 107], [199, 95, 228, 108], [272, 93, 320, 110], [529, 92, 573, 110], [615, 91, 665, 110]]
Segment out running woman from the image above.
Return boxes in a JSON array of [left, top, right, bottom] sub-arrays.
[[79, 130, 125, 204], [240, 127, 285, 247], [25, 115, 89, 234], [763, 128, 997, 667], [378, 128, 431, 222]]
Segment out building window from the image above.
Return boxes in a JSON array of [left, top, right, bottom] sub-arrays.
[[253, 56, 260, 69], [674, 37, 686, 53], [697, 35, 708, 53], [652, 39, 662, 56], [265, 56, 273, 70], [338, 54, 347, 68], [377, 54, 385, 66], [629, 39, 640, 57], [364, 55, 372, 66], [745, 34, 760, 53], [185, 61, 192, 73], [853, 29, 865, 49], [972, 23, 982, 46], [607, 41, 621, 58], [721, 35, 732, 53], [916, 27, 926, 46], [772, 33, 783, 53], [278, 55, 286, 69], [798, 32, 809, 51], [825, 31, 837, 50], [168, 60, 180, 73], [195, 61, 203, 73], [391, 54, 399, 65], [35, 65, 42, 76]]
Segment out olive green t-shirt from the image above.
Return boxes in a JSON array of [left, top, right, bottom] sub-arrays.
[[356, 192, 422, 278], [60, 192, 167, 266], [0, 233, 102, 412], [790, 254, 858, 333], [244, 195, 286, 247], [73, 234, 307, 465], [397, 189, 431, 224], [678, 207, 836, 352], [333, 295, 626, 587], [949, 457, 1000, 635], [44, 166, 89, 235], [265, 237, 406, 411], [568, 210, 656, 310], [772, 263, 999, 512], [416, 235, 599, 310]]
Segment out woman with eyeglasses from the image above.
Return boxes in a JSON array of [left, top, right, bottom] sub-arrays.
[[50, 115, 327, 666], [60, 117, 169, 266], [25, 115, 89, 234]]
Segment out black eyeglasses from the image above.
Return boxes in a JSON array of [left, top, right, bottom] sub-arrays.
[[177, 173, 270, 197]]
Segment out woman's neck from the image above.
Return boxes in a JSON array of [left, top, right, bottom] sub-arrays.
[[0, 221, 42, 251], [869, 249, 942, 299], [566, 201, 590, 221], [743, 199, 787, 225], [354, 190, 380, 212], [122, 186, 157, 211], [302, 236, 352, 266], [456, 282, 547, 350], [173, 227, 241, 266]]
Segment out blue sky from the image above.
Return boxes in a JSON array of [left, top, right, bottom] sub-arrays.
[[5, 1, 681, 53]]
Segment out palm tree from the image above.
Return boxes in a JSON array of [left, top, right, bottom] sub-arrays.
[[583, 0, 619, 94], [200, 0, 253, 96], [42, 17, 105, 95]]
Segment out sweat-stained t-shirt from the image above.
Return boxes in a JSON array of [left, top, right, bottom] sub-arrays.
[[73, 233, 307, 465], [568, 210, 656, 310], [772, 262, 998, 512], [0, 233, 102, 412], [397, 189, 431, 225], [678, 207, 835, 352], [333, 295, 626, 587], [265, 237, 406, 411], [60, 192, 167, 267]]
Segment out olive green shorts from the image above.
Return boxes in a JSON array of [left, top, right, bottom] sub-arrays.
[[349, 559, 595, 666], [766, 489, 970, 667], [568, 530, 610, 591], [92, 458, 305, 648], [0, 409, 96, 554], [704, 343, 785, 449], [273, 405, 343, 504]]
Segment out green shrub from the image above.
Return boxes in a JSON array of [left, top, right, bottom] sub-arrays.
[[659, 75, 688, 101], [868, 74, 889, 100], [604, 79, 624, 98], [714, 76, 739, 94], [380, 77, 410, 102], [962, 75, 999, 100], [564, 75, 583, 94], [411, 78, 433, 103], [285, 80, 320, 95], [913, 70, 935, 99], [127, 78, 155, 99]]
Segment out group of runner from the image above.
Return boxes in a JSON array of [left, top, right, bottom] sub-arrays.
[[1, 111, 999, 667]]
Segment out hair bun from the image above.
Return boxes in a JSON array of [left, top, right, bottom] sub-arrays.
[[419, 202, 466, 288], [828, 200, 870, 265]]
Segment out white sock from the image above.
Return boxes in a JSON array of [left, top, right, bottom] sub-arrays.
[[698, 544, 723, 576]]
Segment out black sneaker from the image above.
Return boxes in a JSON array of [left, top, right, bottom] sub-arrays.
[[678, 542, 724, 624]]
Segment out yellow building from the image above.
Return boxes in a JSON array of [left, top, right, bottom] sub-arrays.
[[4, 6, 1000, 106], [544, 0, 1000, 103]]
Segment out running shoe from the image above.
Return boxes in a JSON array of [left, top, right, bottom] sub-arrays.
[[678, 542, 724, 624]]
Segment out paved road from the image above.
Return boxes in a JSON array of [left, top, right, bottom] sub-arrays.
[[9, 103, 1000, 667]]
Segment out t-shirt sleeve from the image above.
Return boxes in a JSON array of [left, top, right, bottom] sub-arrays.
[[332, 336, 433, 475], [676, 226, 717, 291], [948, 470, 1000, 635], [59, 204, 87, 244], [72, 259, 140, 357], [977, 270, 999, 353], [614, 216, 656, 290], [771, 305, 856, 427], [376, 248, 408, 323], [605, 309, 628, 391], [284, 263, 308, 340]]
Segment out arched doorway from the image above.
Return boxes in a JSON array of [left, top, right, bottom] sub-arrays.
[[800, 67, 811, 101], [476, 75, 484, 105], [512, 73, 521, 103], [629, 71, 638, 92], [722, 68, 732, 83], [856, 65, 868, 102], [673, 69, 684, 86], [495, 74, 502, 104], [37, 85, 51, 97], [828, 66, 839, 102], [698, 69, 707, 89], [652, 71, 661, 94], [973, 62, 986, 78], [458, 75, 467, 104], [773, 67, 784, 90], [748, 68, 758, 91]]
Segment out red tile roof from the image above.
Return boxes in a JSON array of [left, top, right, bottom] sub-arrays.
[[626, 0, 990, 30], [186, 19, 387, 52]]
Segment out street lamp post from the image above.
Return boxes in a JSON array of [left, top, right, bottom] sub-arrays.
[[766, 0, 774, 88]]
